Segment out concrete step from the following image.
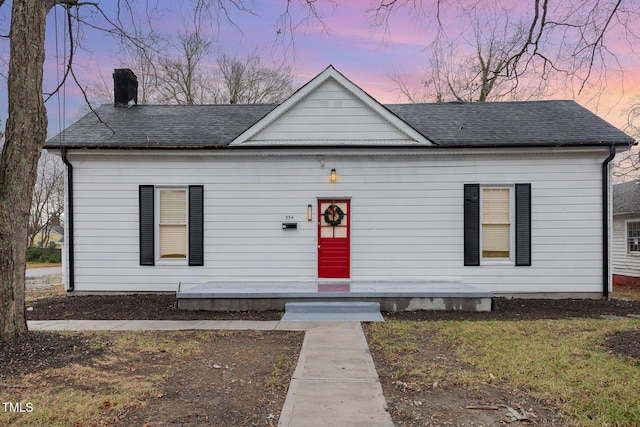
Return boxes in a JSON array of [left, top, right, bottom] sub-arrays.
[[281, 302, 384, 322]]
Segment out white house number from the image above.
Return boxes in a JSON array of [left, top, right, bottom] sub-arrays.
[[285, 215, 294, 220]]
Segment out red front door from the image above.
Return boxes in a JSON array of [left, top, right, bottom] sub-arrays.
[[318, 200, 350, 278]]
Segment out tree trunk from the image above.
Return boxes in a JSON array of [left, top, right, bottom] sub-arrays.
[[0, 0, 49, 340]]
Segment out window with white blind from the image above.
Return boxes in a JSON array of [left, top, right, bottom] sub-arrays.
[[158, 188, 187, 260], [139, 185, 203, 266], [464, 183, 530, 267], [481, 187, 512, 259]]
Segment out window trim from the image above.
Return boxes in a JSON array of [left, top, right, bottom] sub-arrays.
[[464, 183, 531, 267], [156, 186, 189, 265], [626, 219, 640, 255], [480, 185, 515, 265]]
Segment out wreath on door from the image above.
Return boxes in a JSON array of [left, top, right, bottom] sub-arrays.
[[323, 204, 345, 226]]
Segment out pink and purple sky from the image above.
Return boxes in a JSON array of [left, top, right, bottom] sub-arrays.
[[0, 0, 638, 138]]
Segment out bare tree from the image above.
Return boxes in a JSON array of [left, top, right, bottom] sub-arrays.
[[28, 151, 64, 248], [391, 15, 548, 103], [613, 102, 640, 182], [117, 30, 165, 104], [376, 0, 639, 103], [156, 29, 219, 105], [217, 53, 295, 104], [0, 0, 51, 340], [119, 32, 295, 105]]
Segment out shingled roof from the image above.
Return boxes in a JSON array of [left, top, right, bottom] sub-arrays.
[[614, 180, 640, 215], [46, 104, 276, 149], [45, 99, 634, 149], [387, 101, 633, 147]]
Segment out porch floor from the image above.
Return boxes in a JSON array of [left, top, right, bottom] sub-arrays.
[[177, 280, 494, 312]]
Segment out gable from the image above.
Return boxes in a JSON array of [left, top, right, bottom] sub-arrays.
[[230, 66, 433, 146]]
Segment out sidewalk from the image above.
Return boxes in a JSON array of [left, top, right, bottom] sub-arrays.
[[25, 266, 62, 277], [27, 319, 394, 427], [278, 322, 393, 427], [28, 319, 281, 331]]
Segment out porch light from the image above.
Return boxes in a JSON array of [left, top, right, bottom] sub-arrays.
[[307, 204, 313, 221], [330, 169, 337, 183]]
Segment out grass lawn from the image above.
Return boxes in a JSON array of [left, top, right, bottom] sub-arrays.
[[25, 263, 62, 269], [26, 283, 65, 303], [368, 318, 640, 426]]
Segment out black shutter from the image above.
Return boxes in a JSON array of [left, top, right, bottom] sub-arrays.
[[189, 185, 204, 266], [464, 184, 480, 266], [515, 183, 532, 266], [139, 185, 155, 266]]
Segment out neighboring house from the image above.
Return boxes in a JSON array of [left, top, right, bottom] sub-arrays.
[[613, 180, 640, 286], [45, 66, 635, 302], [32, 224, 64, 249]]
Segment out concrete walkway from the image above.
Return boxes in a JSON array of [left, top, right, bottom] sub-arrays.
[[278, 322, 393, 427], [28, 319, 393, 427], [28, 319, 281, 331]]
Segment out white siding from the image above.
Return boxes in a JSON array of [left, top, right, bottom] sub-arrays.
[[612, 214, 640, 278], [65, 148, 609, 294], [247, 79, 413, 143]]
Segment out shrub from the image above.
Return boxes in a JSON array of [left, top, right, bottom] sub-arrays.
[[26, 243, 61, 263]]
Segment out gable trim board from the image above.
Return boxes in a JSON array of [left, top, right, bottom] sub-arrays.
[[45, 66, 636, 297]]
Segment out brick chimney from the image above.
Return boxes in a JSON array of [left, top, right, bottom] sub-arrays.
[[113, 68, 138, 107]]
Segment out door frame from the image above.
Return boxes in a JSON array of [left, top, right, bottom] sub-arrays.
[[317, 198, 351, 279]]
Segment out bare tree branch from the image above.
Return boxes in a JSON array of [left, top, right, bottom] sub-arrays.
[[155, 28, 217, 105], [217, 52, 295, 104], [375, 0, 640, 102]]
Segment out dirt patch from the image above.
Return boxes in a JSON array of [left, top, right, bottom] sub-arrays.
[[28, 293, 282, 320], [114, 331, 302, 427], [384, 297, 640, 322], [0, 332, 100, 379], [365, 325, 564, 427], [365, 327, 566, 426], [1, 330, 302, 426], [604, 328, 640, 360]]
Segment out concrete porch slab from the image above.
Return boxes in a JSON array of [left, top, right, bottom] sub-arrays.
[[178, 280, 491, 299], [177, 280, 493, 312]]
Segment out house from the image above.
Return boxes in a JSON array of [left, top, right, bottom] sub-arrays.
[[32, 224, 64, 249], [613, 180, 640, 286], [45, 66, 635, 310]]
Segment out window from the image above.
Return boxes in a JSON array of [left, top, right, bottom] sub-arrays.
[[481, 188, 511, 259], [464, 183, 531, 266], [139, 185, 203, 266], [629, 221, 640, 253], [159, 189, 187, 259]]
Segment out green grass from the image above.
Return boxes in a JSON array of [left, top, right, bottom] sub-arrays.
[[369, 318, 640, 427], [266, 354, 291, 387]]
